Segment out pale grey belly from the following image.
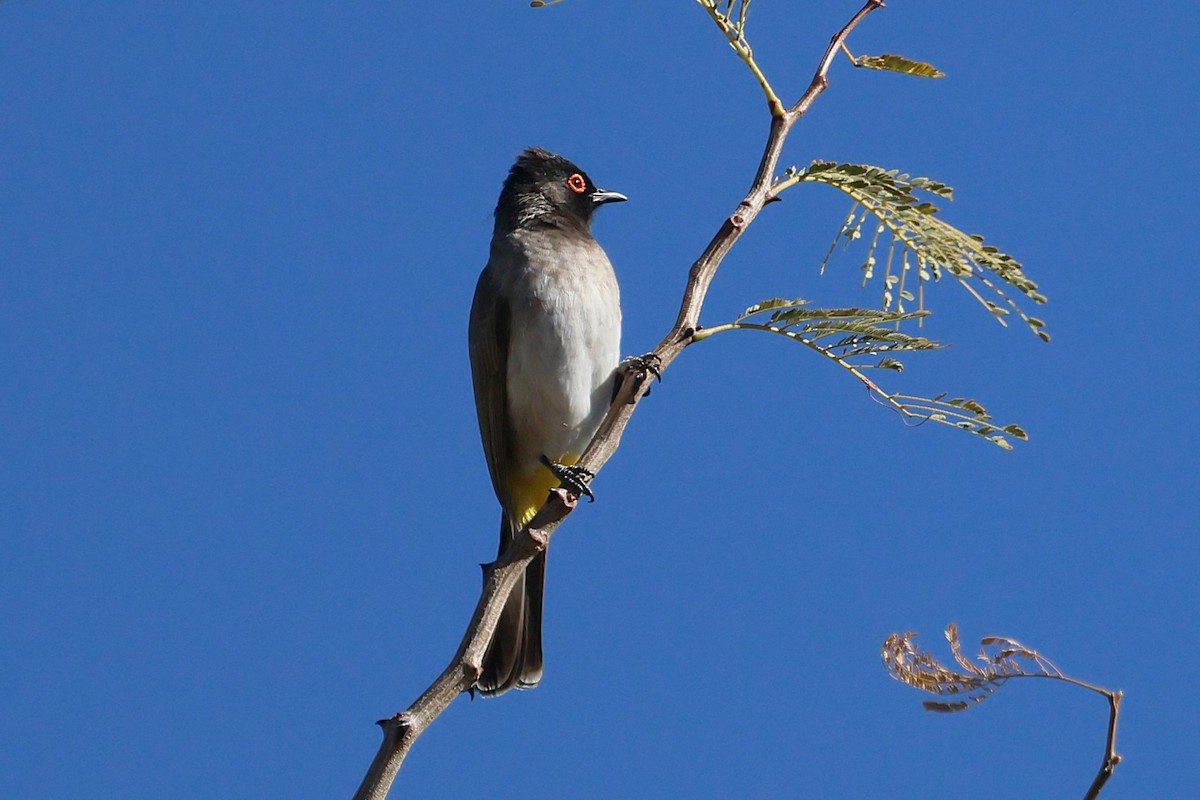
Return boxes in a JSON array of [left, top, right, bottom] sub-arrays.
[[506, 293, 620, 472]]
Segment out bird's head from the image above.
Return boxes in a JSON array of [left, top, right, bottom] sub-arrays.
[[494, 147, 626, 233]]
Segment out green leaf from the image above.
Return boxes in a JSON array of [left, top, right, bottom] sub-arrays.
[[738, 297, 808, 321], [910, 177, 954, 200], [853, 53, 946, 79], [1002, 424, 1029, 441], [959, 399, 987, 416]]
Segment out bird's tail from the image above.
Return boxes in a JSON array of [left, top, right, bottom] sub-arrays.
[[477, 512, 545, 695]]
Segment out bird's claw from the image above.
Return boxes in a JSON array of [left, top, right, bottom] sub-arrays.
[[617, 353, 662, 400], [620, 352, 662, 383], [540, 455, 595, 503]]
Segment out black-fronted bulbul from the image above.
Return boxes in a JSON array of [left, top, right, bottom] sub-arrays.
[[468, 147, 627, 695]]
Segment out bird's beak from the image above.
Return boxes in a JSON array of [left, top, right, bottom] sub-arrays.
[[590, 188, 628, 206]]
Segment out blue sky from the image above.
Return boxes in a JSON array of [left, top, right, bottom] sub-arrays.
[[2, 1, 1197, 797]]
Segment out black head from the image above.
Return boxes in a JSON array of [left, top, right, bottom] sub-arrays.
[[494, 147, 626, 233]]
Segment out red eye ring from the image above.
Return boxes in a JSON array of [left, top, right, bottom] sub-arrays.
[[566, 173, 587, 194]]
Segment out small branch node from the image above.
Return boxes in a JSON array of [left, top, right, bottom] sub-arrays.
[[531, 488, 577, 527], [529, 525, 552, 550]]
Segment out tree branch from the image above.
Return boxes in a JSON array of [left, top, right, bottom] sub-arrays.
[[352, 2, 885, 796], [1082, 689, 1123, 800], [352, 492, 578, 800]]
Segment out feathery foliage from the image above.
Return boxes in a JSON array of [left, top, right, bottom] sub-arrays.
[[696, 299, 1029, 449], [776, 161, 1049, 341]]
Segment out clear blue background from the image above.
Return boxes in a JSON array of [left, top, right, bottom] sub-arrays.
[[2, 2, 1196, 797]]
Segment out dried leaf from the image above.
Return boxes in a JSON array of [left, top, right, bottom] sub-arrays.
[[924, 700, 970, 713]]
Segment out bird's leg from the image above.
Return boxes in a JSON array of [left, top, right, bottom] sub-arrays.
[[539, 454, 595, 503]]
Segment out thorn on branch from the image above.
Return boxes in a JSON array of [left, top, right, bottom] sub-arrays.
[[376, 712, 411, 730]]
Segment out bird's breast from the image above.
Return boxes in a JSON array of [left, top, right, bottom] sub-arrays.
[[504, 234, 621, 471]]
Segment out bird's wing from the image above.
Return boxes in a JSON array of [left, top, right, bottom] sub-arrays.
[[468, 264, 514, 511]]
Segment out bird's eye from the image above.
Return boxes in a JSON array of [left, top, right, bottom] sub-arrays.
[[566, 173, 587, 194]]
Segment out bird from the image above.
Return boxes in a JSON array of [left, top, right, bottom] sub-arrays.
[[468, 147, 627, 695]]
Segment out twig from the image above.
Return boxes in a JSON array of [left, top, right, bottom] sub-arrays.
[[1082, 689, 1123, 800], [352, 2, 885, 797], [697, 0, 786, 116]]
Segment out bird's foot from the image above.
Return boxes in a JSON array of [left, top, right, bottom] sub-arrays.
[[621, 352, 662, 382], [618, 352, 662, 399], [540, 454, 595, 503]]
